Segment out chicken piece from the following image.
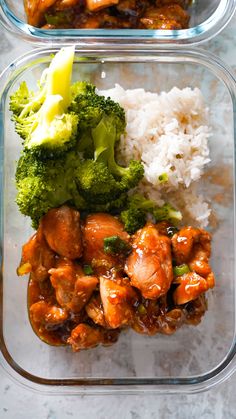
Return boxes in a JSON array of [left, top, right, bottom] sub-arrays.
[[30, 300, 68, 326], [41, 205, 82, 259], [49, 258, 98, 312], [17, 225, 56, 282], [54, 0, 81, 10], [68, 324, 103, 351], [173, 271, 214, 305], [125, 223, 173, 300], [29, 300, 73, 346], [172, 226, 211, 266], [83, 213, 130, 273], [140, 4, 189, 30], [100, 276, 138, 329], [85, 294, 107, 327], [172, 227, 215, 304], [86, 0, 119, 12], [156, 4, 190, 27], [172, 225, 215, 282], [24, 0, 57, 26], [67, 323, 119, 351]]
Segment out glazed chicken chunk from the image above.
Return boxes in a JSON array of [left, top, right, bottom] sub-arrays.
[[140, 4, 189, 29], [85, 294, 107, 327], [125, 223, 173, 299], [67, 323, 119, 351], [83, 213, 130, 272], [41, 205, 83, 260], [17, 225, 56, 281], [172, 227, 215, 304], [86, 0, 119, 12], [24, 0, 58, 26], [18, 204, 215, 352], [100, 276, 138, 328], [30, 300, 69, 327], [49, 258, 98, 312]]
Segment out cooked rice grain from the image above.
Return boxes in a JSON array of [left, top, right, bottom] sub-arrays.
[[99, 84, 211, 226]]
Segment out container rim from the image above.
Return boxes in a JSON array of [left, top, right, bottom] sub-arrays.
[[0, 0, 236, 46], [0, 46, 236, 394]]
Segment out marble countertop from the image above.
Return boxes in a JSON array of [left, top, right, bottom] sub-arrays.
[[1, 14, 236, 419]]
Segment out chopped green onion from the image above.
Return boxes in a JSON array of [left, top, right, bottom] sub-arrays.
[[45, 12, 69, 26], [83, 265, 94, 275], [138, 304, 147, 315], [158, 173, 168, 183], [173, 264, 190, 277]]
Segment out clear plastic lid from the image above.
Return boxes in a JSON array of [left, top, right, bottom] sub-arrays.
[[0, 0, 235, 45]]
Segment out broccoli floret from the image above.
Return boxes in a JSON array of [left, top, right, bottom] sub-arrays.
[[15, 151, 86, 228], [104, 236, 132, 256], [92, 116, 144, 191], [10, 47, 78, 157], [9, 82, 35, 117], [12, 48, 145, 224], [153, 203, 182, 223], [71, 97, 143, 204], [120, 194, 182, 234], [15, 150, 128, 228], [87, 193, 128, 213], [75, 159, 121, 204], [69, 87, 125, 138], [120, 207, 146, 234], [70, 81, 96, 99]]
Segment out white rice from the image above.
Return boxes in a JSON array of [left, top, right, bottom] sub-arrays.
[[99, 84, 211, 227]]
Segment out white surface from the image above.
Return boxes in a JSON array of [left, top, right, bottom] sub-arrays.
[[0, 15, 236, 419]]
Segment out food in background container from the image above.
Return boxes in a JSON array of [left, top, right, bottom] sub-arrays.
[[24, 0, 191, 29]]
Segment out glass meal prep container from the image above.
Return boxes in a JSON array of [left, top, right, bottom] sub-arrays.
[[0, 47, 236, 394], [0, 0, 235, 45]]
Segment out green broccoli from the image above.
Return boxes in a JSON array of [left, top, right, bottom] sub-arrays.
[[104, 236, 132, 256], [69, 85, 125, 138], [120, 194, 182, 234], [10, 46, 78, 157], [75, 159, 121, 204], [70, 94, 144, 203], [120, 207, 147, 235], [153, 203, 182, 223], [92, 116, 144, 191], [15, 151, 86, 228], [12, 47, 145, 226], [15, 150, 128, 227]]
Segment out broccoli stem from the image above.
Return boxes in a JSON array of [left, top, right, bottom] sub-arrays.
[[46, 46, 75, 109], [92, 116, 127, 178], [30, 95, 63, 145]]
